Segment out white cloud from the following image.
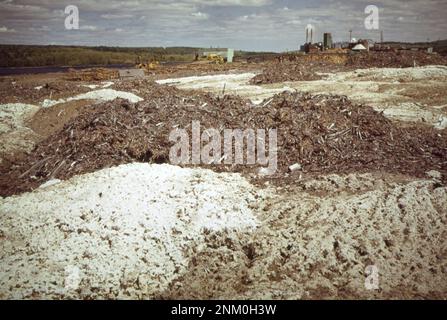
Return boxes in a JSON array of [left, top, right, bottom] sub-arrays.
[[189, 0, 271, 6], [80, 25, 97, 31], [0, 0, 446, 51], [52, 9, 65, 17], [0, 26, 15, 33], [101, 14, 133, 19], [191, 11, 209, 19], [29, 25, 50, 31], [287, 20, 301, 25]]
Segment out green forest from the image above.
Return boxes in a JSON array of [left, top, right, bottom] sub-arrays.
[[0, 45, 256, 67]]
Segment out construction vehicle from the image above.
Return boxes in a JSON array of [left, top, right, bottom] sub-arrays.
[[136, 60, 160, 71], [206, 53, 225, 64], [191, 53, 225, 65]]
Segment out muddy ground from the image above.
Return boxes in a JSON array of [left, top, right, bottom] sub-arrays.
[[0, 58, 446, 299]]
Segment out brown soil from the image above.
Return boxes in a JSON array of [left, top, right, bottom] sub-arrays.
[[250, 62, 328, 84], [148, 61, 264, 80], [346, 50, 447, 68], [1, 80, 445, 196], [27, 99, 96, 138], [64, 68, 119, 81], [156, 174, 447, 300], [389, 83, 447, 107], [0, 78, 91, 105]]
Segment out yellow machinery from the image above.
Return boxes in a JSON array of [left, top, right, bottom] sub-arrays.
[[206, 53, 225, 64], [136, 60, 160, 71]]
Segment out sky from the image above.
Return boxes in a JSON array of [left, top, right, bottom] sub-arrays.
[[0, 0, 446, 52]]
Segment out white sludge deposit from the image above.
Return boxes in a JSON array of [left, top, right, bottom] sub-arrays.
[[0, 163, 259, 299], [42, 89, 143, 108]]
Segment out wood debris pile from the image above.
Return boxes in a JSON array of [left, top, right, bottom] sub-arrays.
[[65, 68, 119, 81], [1, 82, 445, 196], [251, 51, 447, 84]]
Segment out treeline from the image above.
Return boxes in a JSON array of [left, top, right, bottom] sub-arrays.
[[0, 45, 206, 67], [382, 40, 447, 56]]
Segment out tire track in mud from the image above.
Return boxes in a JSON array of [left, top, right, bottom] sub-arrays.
[[158, 174, 447, 299]]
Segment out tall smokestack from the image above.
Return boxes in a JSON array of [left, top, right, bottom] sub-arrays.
[[305, 24, 314, 44]]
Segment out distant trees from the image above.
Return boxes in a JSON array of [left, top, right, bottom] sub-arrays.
[[0, 45, 275, 67], [0, 45, 201, 67]]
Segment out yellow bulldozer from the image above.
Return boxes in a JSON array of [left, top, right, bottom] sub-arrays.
[[136, 59, 160, 71], [206, 53, 225, 64]]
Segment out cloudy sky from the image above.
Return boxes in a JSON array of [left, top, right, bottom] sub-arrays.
[[0, 0, 446, 51]]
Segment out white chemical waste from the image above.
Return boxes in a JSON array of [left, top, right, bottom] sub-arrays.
[[0, 163, 259, 299], [0, 103, 41, 155], [0, 103, 39, 135], [157, 67, 447, 127], [344, 65, 447, 81], [157, 73, 293, 104], [435, 116, 447, 130], [101, 81, 114, 88], [82, 84, 98, 89], [81, 81, 114, 89], [42, 88, 143, 108]]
